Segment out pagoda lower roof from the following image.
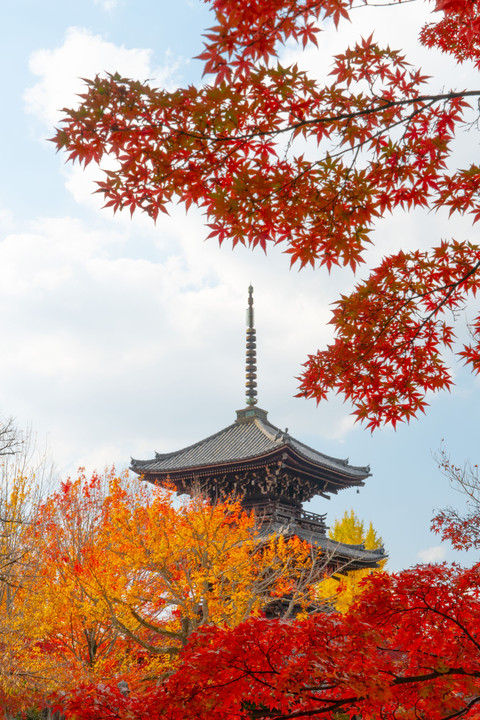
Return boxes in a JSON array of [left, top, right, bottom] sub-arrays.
[[131, 406, 370, 497], [264, 522, 386, 571]]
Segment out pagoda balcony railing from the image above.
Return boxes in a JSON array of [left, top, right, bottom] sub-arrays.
[[248, 500, 328, 534]]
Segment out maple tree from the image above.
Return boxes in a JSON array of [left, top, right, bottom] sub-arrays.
[[55, 561, 480, 720], [316, 509, 385, 612], [53, 0, 480, 428], [2, 468, 331, 717], [47, 471, 326, 646]]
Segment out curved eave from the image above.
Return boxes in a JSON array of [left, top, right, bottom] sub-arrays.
[[260, 522, 386, 570], [132, 443, 367, 496], [130, 412, 371, 498], [280, 445, 368, 490], [286, 434, 369, 477]]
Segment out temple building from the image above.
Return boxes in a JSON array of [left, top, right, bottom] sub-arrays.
[[131, 287, 385, 572]]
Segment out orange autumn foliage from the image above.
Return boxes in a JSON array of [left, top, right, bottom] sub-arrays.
[[3, 468, 324, 715], [0, 474, 46, 718]]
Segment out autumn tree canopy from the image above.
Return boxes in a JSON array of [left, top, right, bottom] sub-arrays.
[[316, 509, 385, 612], [4, 468, 480, 720], [53, 0, 480, 429], [0, 469, 329, 717], [56, 561, 480, 720]]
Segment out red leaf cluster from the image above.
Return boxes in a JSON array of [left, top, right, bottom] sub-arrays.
[[56, 563, 480, 720], [424, 0, 480, 67], [297, 241, 480, 428], [51, 0, 480, 428]]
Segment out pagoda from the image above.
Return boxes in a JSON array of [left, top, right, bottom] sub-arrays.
[[131, 287, 385, 572]]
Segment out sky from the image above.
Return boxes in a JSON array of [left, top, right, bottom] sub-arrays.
[[1, 0, 479, 571]]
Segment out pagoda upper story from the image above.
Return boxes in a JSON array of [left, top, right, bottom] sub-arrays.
[[131, 287, 385, 571], [131, 404, 369, 507]]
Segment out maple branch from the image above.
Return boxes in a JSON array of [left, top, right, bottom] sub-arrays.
[[334, 253, 480, 381], [379, 257, 480, 363], [389, 667, 480, 684], [127, 605, 182, 640], [352, 0, 417, 6], [412, 258, 480, 323], [441, 695, 480, 720], [420, 598, 480, 652], [247, 696, 360, 719], [249, 663, 480, 720], [241, 0, 303, 53], [174, 90, 480, 144], [221, 97, 435, 234], [88, 90, 478, 151], [204, 0, 326, 67]]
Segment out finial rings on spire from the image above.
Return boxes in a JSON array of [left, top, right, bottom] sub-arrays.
[[245, 286, 258, 406]]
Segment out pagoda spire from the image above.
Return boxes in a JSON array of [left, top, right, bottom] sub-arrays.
[[245, 285, 258, 406]]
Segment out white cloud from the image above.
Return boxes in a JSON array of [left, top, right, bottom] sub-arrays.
[[94, 0, 119, 10], [0, 208, 14, 233], [0, 202, 365, 474], [18, 23, 357, 458], [24, 26, 181, 129], [417, 546, 446, 563]]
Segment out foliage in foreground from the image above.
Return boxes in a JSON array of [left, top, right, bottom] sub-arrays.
[[3, 464, 479, 720], [53, 0, 480, 428], [58, 562, 480, 720], [0, 470, 325, 717]]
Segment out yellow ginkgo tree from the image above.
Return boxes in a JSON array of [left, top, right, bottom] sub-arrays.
[[316, 510, 386, 613]]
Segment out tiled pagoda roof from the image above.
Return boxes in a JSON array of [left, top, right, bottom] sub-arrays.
[[131, 406, 370, 500]]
